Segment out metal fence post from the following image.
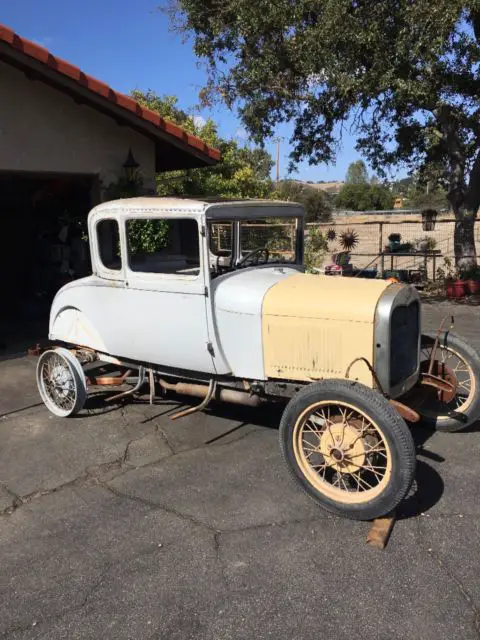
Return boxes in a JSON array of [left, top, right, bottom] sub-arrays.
[[378, 222, 383, 254], [379, 222, 384, 277]]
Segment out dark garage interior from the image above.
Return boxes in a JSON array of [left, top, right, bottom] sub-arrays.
[[0, 172, 95, 353]]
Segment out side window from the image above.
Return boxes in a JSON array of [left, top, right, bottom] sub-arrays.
[[126, 218, 200, 276], [97, 219, 121, 271], [209, 221, 232, 257]]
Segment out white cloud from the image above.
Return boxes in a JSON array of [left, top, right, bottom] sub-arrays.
[[192, 115, 207, 129]]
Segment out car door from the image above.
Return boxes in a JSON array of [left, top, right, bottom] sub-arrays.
[[118, 214, 217, 373]]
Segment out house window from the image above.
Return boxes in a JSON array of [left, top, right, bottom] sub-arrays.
[[126, 218, 200, 276], [97, 219, 121, 271]]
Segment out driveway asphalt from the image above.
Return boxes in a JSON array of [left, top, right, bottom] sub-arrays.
[[0, 299, 479, 640]]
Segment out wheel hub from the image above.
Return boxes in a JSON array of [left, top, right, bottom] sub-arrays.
[[51, 364, 73, 397], [319, 423, 366, 473], [330, 448, 344, 462], [420, 360, 458, 403]]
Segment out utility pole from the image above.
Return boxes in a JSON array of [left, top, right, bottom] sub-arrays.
[[273, 137, 283, 186]]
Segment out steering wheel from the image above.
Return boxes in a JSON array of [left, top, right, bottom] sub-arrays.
[[237, 247, 270, 267]]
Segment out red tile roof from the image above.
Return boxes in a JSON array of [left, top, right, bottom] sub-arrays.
[[0, 23, 221, 165]]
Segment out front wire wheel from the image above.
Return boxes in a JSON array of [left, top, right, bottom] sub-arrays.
[[293, 402, 391, 503], [37, 348, 87, 417], [280, 380, 416, 520]]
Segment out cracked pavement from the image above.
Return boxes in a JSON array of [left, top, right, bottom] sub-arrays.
[[0, 300, 479, 639]]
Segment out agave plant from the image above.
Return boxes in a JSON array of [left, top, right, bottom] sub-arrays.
[[339, 229, 359, 251], [326, 228, 337, 242]]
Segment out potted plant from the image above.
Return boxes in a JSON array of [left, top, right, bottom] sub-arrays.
[[451, 275, 467, 298], [465, 266, 480, 294], [442, 258, 467, 298], [388, 233, 401, 252], [440, 258, 458, 298], [414, 236, 437, 252]]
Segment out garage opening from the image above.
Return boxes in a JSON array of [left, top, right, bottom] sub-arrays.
[[0, 172, 96, 354]]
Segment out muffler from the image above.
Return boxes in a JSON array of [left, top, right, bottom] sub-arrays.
[[158, 379, 263, 407]]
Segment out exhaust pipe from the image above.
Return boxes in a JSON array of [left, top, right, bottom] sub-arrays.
[[158, 379, 263, 407]]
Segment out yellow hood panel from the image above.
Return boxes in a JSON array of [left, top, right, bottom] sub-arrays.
[[262, 274, 390, 384]]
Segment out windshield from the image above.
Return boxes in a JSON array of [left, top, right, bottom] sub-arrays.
[[240, 218, 299, 263], [209, 217, 301, 273]]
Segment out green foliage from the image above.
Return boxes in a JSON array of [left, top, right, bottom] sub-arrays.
[[461, 264, 480, 279], [390, 173, 449, 209], [408, 187, 449, 211], [414, 236, 438, 252], [436, 256, 456, 281], [391, 177, 414, 196], [273, 180, 332, 222], [130, 90, 218, 147], [131, 90, 274, 199], [336, 183, 393, 211], [168, 0, 480, 268], [304, 226, 328, 273], [127, 220, 170, 256], [104, 171, 170, 256], [345, 160, 369, 185]]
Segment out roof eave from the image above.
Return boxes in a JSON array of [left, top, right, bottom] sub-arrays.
[[0, 29, 220, 170]]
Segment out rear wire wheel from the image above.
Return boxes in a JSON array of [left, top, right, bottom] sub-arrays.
[[37, 348, 87, 417], [279, 380, 416, 520]]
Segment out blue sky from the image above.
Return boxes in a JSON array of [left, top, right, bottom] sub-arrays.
[[2, 0, 364, 181]]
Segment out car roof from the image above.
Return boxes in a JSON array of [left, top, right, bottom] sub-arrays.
[[90, 197, 305, 221]]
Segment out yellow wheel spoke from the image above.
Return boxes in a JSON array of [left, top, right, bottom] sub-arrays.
[[297, 399, 392, 501], [352, 473, 374, 491]]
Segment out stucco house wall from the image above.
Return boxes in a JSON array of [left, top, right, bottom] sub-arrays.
[[0, 60, 156, 192]]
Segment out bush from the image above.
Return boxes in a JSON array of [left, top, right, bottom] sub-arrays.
[[127, 219, 170, 256], [304, 226, 328, 272], [336, 183, 393, 211], [273, 181, 332, 222]]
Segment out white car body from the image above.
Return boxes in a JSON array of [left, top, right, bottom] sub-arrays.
[[49, 196, 420, 398], [50, 197, 305, 379]]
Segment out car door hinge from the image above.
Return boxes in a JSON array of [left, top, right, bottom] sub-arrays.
[[204, 286, 209, 297], [201, 225, 206, 237], [207, 342, 215, 357]]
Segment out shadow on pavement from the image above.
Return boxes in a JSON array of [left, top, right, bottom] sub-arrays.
[[463, 417, 480, 433], [134, 396, 286, 430], [80, 391, 480, 520], [81, 390, 130, 416], [397, 459, 444, 520]]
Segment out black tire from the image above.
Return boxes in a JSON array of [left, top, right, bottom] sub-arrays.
[[417, 332, 480, 432], [279, 379, 416, 521]]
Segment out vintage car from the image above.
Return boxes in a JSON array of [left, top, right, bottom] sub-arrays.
[[36, 197, 480, 521]]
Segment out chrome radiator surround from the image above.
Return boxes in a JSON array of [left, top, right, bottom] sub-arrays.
[[374, 284, 421, 399]]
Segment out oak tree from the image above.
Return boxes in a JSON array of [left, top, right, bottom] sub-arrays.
[[345, 160, 369, 185], [167, 1, 480, 269]]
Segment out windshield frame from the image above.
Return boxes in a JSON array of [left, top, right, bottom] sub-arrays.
[[208, 216, 304, 271]]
